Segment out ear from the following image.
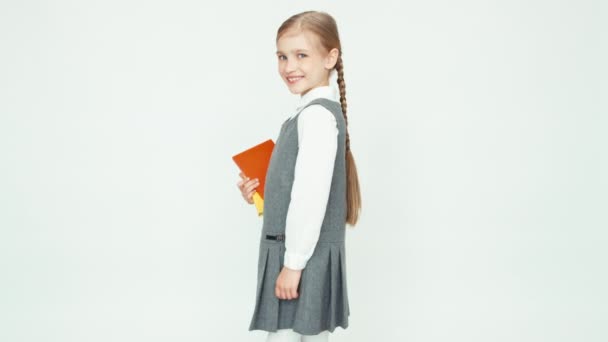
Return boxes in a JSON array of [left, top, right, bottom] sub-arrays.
[[324, 48, 340, 70]]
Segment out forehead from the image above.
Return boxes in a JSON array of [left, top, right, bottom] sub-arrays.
[[276, 30, 322, 54]]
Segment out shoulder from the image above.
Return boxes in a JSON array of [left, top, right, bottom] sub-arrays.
[[296, 103, 337, 128], [295, 104, 338, 145]]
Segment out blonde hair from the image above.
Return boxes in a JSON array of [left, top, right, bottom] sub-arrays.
[[276, 11, 362, 226]]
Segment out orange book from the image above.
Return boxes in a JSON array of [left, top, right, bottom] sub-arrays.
[[232, 139, 275, 215]]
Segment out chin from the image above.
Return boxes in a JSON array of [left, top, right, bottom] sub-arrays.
[[286, 84, 303, 94]]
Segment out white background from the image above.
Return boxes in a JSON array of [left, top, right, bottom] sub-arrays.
[[1, 1, 606, 341]]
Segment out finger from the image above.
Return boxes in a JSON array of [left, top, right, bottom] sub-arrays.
[[279, 285, 288, 300], [291, 287, 298, 299], [246, 179, 260, 190], [243, 188, 252, 198], [280, 284, 289, 300], [239, 172, 246, 179], [247, 184, 258, 193], [275, 286, 282, 299], [287, 288, 295, 300], [247, 180, 259, 191]]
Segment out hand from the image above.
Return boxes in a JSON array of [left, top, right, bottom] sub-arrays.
[[275, 266, 302, 300], [236, 172, 259, 204]]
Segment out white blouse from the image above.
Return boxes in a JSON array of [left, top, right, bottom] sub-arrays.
[[282, 81, 340, 271]]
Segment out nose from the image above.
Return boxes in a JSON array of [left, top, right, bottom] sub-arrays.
[[285, 57, 299, 73]]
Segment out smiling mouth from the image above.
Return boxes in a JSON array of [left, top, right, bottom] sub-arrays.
[[287, 76, 304, 83]]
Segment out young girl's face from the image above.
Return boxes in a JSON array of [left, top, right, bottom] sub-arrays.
[[276, 30, 338, 96]]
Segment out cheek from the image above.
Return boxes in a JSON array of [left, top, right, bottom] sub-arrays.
[[301, 62, 315, 74]]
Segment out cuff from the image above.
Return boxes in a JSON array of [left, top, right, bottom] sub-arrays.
[[284, 252, 309, 270]]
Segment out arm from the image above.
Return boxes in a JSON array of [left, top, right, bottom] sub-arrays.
[[283, 105, 339, 270]]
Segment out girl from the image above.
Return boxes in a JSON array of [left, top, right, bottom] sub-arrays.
[[236, 10, 362, 342]]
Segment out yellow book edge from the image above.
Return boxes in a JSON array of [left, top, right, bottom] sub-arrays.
[[252, 192, 264, 217]]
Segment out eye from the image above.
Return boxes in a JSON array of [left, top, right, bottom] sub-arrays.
[[298, 53, 307, 58], [278, 55, 286, 61]]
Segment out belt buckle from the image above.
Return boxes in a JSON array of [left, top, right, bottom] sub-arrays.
[[266, 233, 285, 242]]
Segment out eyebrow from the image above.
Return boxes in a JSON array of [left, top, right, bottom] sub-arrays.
[[276, 49, 309, 55]]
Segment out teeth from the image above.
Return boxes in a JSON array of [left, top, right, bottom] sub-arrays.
[[288, 76, 303, 82]]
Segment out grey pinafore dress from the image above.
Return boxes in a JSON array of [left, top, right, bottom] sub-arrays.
[[248, 97, 350, 335]]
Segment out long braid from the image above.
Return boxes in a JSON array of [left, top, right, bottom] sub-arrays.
[[335, 55, 350, 151], [334, 53, 361, 226]]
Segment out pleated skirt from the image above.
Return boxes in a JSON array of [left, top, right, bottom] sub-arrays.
[[248, 229, 350, 335]]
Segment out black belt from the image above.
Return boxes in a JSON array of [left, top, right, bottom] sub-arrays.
[[266, 233, 285, 241]]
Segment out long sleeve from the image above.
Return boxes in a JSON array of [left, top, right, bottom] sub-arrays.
[[283, 105, 339, 270]]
